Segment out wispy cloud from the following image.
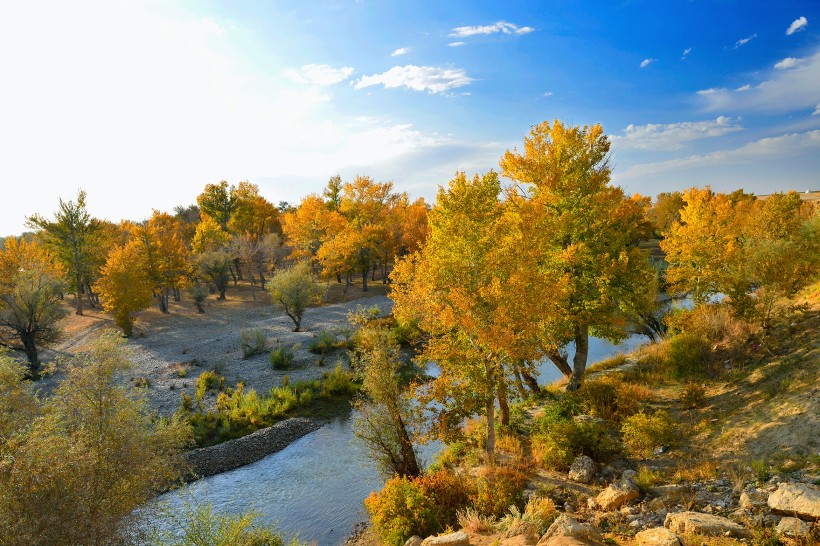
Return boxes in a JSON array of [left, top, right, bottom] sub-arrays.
[[449, 21, 534, 38], [682, 47, 692, 58], [734, 33, 757, 48], [622, 130, 820, 178], [640, 58, 654, 68], [814, 104, 820, 116], [774, 57, 803, 70], [448, 41, 465, 47], [612, 116, 742, 151], [786, 16, 808, 35], [736, 84, 751, 91], [697, 49, 820, 114], [391, 47, 409, 57], [353, 65, 474, 94], [543, 91, 553, 97], [285, 64, 355, 85]]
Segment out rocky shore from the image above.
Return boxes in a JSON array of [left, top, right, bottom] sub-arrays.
[[183, 417, 322, 481]]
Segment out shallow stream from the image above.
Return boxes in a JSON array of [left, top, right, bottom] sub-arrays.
[[153, 332, 645, 545]]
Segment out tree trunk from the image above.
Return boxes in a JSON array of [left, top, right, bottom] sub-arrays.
[[392, 410, 421, 478], [174, 286, 181, 302], [75, 276, 84, 316], [336, 273, 342, 284], [512, 363, 527, 399], [548, 351, 573, 378], [484, 360, 496, 459], [361, 267, 369, 292], [567, 323, 589, 391], [22, 335, 39, 377], [498, 380, 510, 427], [522, 369, 541, 395]]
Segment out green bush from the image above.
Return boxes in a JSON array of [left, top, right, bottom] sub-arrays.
[[195, 370, 224, 403], [667, 332, 710, 378], [681, 382, 707, 409], [566, 376, 651, 423], [307, 330, 337, 357], [392, 318, 423, 346], [270, 345, 295, 370], [321, 363, 356, 396], [621, 410, 677, 458], [240, 328, 268, 359], [532, 411, 620, 470]]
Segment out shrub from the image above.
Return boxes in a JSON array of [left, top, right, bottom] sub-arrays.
[[681, 382, 707, 409], [365, 477, 436, 546], [195, 370, 224, 403], [392, 318, 423, 346], [321, 363, 356, 396], [240, 328, 268, 359], [270, 345, 295, 370], [621, 410, 677, 458], [667, 332, 710, 378], [469, 466, 527, 518], [307, 330, 337, 357], [633, 465, 664, 493], [567, 376, 652, 423], [531, 410, 620, 470], [497, 496, 557, 538]]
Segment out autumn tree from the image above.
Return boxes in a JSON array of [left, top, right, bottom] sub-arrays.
[[97, 243, 154, 336], [392, 171, 512, 457], [0, 238, 67, 376], [196, 250, 233, 300], [648, 191, 685, 236], [500, 119, 656, 390], [130, 212, 191, 313], [196, 180, 236, 231], [26, 190, 101, 315], [266, 261, 322, 331], [351, 316, 421, 478], [0, 334, 191, 545]]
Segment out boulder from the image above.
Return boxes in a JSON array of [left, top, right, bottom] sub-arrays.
[[538, 538, 603, 546], [776, 517, 811, 538], [421, 531, 470, 546], [664, 511, 750, 538], [635, 527, 682, 546], [405, 537, 423, 546], [767, 482, 820, 521], [568, 456, 596, 484], [596, 476, 640, 511], [648, 485, 687, 500], [739, 486, 767, 511], [538, 514, 602, 546]]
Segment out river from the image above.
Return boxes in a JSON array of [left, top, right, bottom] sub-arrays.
[[152, 331, 646, 545]]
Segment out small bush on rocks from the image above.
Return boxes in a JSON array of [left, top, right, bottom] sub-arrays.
[[195, 370, 224, 403], [621, 410, 677, 458], [469, 466, 527, 518], [270, 344, 296, 370], [531, 410, 619, 470]]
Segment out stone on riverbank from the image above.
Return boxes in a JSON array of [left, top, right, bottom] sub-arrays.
[[664, 511, 750, 538], [767, 482, 820, 521]]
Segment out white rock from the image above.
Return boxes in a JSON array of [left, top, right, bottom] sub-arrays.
[[421, 531, 470, 546], [767, 482, 820, 521], [776, 516, 811, 538], [664, 511, 750, 538], [635, 527, 682, 546]]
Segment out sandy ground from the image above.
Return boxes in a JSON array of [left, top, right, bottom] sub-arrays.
[[35, 283, 392, 416]]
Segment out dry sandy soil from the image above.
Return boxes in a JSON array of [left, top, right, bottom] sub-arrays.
[[35, 282, 393, 416]]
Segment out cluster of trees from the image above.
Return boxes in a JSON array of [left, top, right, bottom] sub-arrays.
[[392, 120, 657, 457], [0, 177, 429, 373]]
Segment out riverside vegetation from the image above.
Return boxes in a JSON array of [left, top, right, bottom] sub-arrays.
[[0, 119, 818, 544]]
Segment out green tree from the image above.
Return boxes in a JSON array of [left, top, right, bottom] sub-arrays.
[[500, 120, 656, 390], [266, 261, 322, 331], [351, 319, 421, 478], [0, 333, 191, 546], [26, 189, 101, 315], [197, 250, 233, 300]]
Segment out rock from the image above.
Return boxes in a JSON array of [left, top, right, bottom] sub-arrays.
[[664, 511, 750, 538], [776, 517, 811, 538], [596, 476, 640, 511], [501, 535, 538, 546], [635, 527, 682, 546], [538, 538, 603, 546], [767, 482, 820, 521], [405, 537, 423, 546], [646, 498, 666, 512], [568, 456, 596, 484], [539, 514, 602, 544], [648, 485, 687, 500], [622, 469, 637, 480], [739, 486, 767, 511], [420, 531, 470, 546]]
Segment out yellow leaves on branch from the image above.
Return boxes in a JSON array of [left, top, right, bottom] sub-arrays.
[[97, 243, 153, 336]]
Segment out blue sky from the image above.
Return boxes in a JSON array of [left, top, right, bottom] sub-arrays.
[[1, 0, 818, 235]]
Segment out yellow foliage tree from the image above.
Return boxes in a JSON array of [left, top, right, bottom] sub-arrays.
[[98, 243, 153, 336]]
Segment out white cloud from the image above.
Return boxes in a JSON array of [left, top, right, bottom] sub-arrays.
[[391, 47, 409, 57], [697, 49, 820, 114], [612, 116, 743, 151], [448, 41, 466, 47], [449, 21, 534, 38], [621, 130, 820, 178], [736, 84, 751, 91], [814, 104, 820, 116], [285, 64, 355, 85], [734, 33, 757, 48], [0, 1, 455, 235], [543, 92, 553, 97], [353, 65, 474, 93], [640, 58, 654, 68], [786, 16, 808, 35], [774, 57, 803, 70], [682, 47, 692, 57]]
